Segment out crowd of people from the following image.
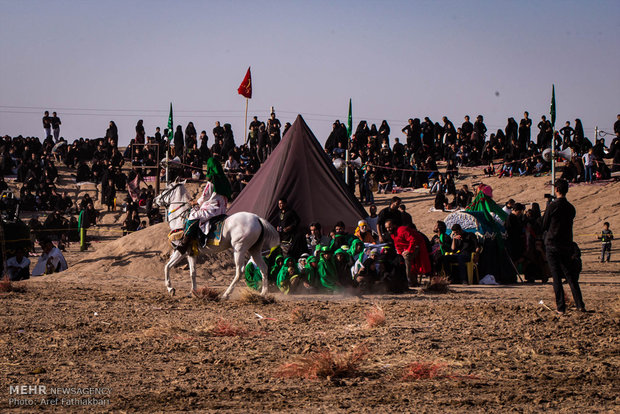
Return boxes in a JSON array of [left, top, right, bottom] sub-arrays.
[[244, 196, 486, 295], [1, 111, 618, 299], [327, 114, 619, 205]]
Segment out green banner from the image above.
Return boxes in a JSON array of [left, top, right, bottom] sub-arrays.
[[347, 98, 352, 138], [167, 102, 173, 141], [550, 85, 556, 128]]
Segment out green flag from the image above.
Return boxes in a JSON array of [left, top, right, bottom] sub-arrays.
[[550, 85, 556, 128], [167, 102, 173, 141], [347, 98, 352, 138]]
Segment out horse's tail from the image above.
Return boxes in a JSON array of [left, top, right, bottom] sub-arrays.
[[256, 217, 280, 253]]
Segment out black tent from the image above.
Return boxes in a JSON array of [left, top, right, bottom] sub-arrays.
[[228, 114, 367, 232]]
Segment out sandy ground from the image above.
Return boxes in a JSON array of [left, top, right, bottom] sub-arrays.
[[1, 165, 619, 412]]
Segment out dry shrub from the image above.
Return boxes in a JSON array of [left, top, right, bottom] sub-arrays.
[[276, 344, 370, 380], [192, 285, 220, 302], [401, 361, 479, 381], [401, 361, 445, 380], [239, 288, 276, 304], [365, 304, 386, 328], [208, 319, 248, 337], [423, 275, 450, 294], [290, 307, 309, 323]]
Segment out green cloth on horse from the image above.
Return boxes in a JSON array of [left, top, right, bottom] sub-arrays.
[[206, 157, 232, 199]]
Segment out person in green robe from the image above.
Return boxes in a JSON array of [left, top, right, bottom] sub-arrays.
[[244, 259, 263, 291], [333, 247, 355, 287], [302, 256, 321, 291], [277, 257, 298, 294], [318, 246, 339, 292], [348, 239, 365, 263], [269, 255, 284, 283]]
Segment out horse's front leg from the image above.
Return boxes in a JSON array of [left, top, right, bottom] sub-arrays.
[[222, 249, 244, 300], [164, 249, 185, 296], [187, 254, 198, 296]]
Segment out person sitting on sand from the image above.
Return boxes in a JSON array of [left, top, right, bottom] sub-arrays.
[[299, 255, 321, 292], [6, 248, 30, 281], [430, 221, 452, 274], [318, 246, 338, 292], [354, 219, 376, 243], [276, 257, 299, 294], [333, 248, 354, 288], [32, 239, 68, 276]]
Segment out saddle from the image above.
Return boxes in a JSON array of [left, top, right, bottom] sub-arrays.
[[167, 214, 227, 250], [204, 214, 226, 246]]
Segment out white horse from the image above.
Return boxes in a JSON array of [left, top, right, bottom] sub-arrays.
[[154, 180, 280, 299]]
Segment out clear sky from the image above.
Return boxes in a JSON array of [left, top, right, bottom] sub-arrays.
[[1, 0, 619, 146]]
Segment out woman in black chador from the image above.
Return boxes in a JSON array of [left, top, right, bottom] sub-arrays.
[[505, 118, 518, 147], [355, 120, 369, 149], [173, 125, 184, 158], [106, 121, 118, 146]]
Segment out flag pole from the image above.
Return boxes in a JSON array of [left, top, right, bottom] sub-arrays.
[[166, 102, 172, 186], [551, 127, 555, 194], [165, 142, 169, 185], [345, 98, 352, 187], [244, 98, 249, 145], [550, 85, 556, 194]]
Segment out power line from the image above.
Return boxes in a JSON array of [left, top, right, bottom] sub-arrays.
[[0, 105, 256, 114]]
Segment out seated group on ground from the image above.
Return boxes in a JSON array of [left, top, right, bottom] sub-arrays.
[[5, 239, 68, 281], [244, 197, 484, 295]]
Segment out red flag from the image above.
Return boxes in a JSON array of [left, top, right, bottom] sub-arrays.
[[237, 67, 252, 99]]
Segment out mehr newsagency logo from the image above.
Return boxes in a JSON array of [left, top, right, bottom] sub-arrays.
[[8, 384, 111, 407]]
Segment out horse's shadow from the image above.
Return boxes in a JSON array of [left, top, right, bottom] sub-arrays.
[[76, 250, 164, 267]]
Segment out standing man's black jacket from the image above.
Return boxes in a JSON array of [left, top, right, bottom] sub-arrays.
[[542, 197, 576, 249]]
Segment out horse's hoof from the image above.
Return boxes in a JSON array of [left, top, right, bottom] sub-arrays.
[[168, 288, 176, 297]]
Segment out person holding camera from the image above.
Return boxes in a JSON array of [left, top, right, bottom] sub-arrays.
[[542, 179, 586, 314]]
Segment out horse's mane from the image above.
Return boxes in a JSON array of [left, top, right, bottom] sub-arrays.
[[175, 183, 191, 201]]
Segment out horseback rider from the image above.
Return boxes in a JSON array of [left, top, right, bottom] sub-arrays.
[[178, 157, 232, 254]]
